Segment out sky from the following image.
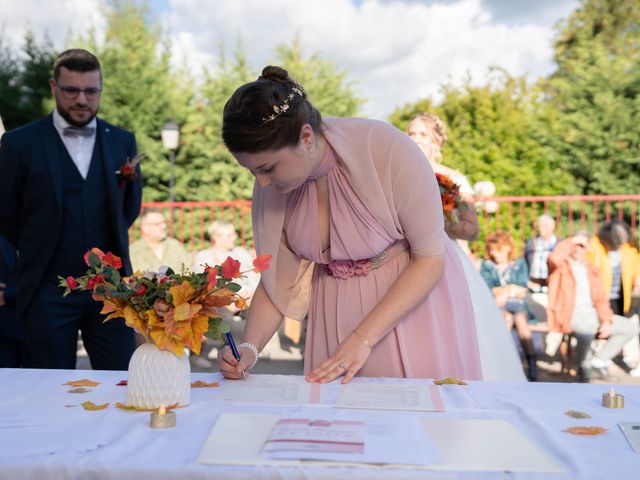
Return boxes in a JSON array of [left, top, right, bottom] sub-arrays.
[[0, 0, 579, 118]]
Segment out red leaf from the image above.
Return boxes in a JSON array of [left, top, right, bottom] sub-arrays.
[[102, 252, 123, 269], [221, 257, 241, 278], [253, 254, 272, 273], [83, 248, 105, 266], [116, 380, 128, 386]]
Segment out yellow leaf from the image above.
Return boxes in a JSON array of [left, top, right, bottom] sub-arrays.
[[81, 401, 109, 411], [433, 377, 467, 385], [146, 309, 163, 327], [101, 299, 126, 321], [64, 379, 100, 387], [180, 314, 209, 355], [123, 305, 146, 333], [565, 410, 592, 419], [150, 327, 185, 356], [170, 281, 196, 306], [191, 380, 220, 388]]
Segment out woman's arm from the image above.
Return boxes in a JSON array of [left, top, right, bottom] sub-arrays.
[[306, 252, 444, 384], [218, 280, 284, 379], [444, 200, 479, 241]]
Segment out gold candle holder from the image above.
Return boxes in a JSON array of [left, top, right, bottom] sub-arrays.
[[602, 388, 624, 408], [150, 405, 176, 428]]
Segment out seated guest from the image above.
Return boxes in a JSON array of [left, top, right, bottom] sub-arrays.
[[194, 220, 259, 299], [523, 214, 558, 322], [0, 234, 28, 367], [480, 231, 537, 380], [547, 231, 639, 382], [129, 208, 191, 273]]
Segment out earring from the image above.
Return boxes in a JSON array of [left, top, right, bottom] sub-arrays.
[[307, 142, 314, 154]]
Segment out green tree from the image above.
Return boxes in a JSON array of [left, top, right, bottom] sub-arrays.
[[81, 0, 190, 201], [389, 69, 574, 196], [545, 0, 640, 194], [0, 34, 22, 130]]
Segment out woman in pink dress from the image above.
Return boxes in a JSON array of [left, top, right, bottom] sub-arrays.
[[217, 66, 482, 383]]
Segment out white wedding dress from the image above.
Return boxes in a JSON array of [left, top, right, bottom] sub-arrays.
[[450, 172, 526, 381]]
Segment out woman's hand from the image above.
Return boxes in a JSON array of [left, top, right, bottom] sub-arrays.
[[306, 334, 372, 384], [217, 345, 256, 380]]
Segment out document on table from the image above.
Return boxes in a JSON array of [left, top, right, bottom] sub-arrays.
[[619, 422, 640, 453], [336, 381, 444, 411], [198, 412, 441, 467], [214, 374, 317, 405], [421, 418, 565, 473]]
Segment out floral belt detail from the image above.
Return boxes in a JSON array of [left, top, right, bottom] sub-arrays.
[[326, 250, 389, 280]]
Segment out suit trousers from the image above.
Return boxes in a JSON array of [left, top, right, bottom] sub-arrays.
[[25, 282, 134, 370]]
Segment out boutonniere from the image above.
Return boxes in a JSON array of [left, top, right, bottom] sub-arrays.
[[116, 154, 144, 187]]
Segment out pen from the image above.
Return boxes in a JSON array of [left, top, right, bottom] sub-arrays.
[[224, 331, 247, 380]]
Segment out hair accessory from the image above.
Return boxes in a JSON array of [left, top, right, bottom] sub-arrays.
[[261, 85, 304, 126]]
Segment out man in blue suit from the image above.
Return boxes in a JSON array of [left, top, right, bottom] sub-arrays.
[[0, 234, 28, 367], [0, 49, 142, 370]]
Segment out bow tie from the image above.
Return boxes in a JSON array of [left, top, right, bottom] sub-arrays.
[[63, 126, 95, 138]]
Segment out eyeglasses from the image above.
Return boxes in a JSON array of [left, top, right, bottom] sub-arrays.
[[56, 83, 102, 100]]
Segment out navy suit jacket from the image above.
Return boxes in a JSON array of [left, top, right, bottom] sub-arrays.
[[0, 114, 142, 317], [0, 234, 21, 341]]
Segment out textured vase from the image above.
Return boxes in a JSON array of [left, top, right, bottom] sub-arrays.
[[126, 343, 191, 409]]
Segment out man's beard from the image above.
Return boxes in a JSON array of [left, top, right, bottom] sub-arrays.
[[57, 105, 97, 127]]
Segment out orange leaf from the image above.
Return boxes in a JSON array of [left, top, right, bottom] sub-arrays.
[[252, 254, 272, 273], [123, 305, 146, 334], [150, 327, 185, 356], [64, 379, 100, 387], [433, 377, 467, 385], [564, 426, 607, 435], [191, 380, 220, 388], [81, 401, 109, 411], [170, 281, 196, 306]]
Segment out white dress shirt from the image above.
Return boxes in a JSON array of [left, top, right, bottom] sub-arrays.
[[52, 109, 97, 180]]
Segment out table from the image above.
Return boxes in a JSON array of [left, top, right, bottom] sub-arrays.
[[1, 368, 639, 479]]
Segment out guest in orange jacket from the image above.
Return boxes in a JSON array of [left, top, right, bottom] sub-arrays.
[[547, 231, 638, 382]]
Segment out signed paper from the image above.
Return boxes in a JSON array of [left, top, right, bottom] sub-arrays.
[[336, 382, 444, 411], [619, 422, 640, 453], [215, 374, 316, 405]]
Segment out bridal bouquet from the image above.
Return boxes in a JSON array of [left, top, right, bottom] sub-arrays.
[[59, 248, 271, 356], [435, 173, 467, 223]]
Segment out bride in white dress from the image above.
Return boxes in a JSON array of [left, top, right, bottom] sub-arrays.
[[407, 113, 526, 381]]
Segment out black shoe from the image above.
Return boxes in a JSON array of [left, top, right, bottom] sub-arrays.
[[526, 354, 538, 382]]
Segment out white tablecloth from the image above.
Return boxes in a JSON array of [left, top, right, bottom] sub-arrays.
[[0, 368, 639, 479]]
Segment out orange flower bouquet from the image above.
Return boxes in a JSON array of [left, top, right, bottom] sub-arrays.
[[435, 172, 467, 223], [59, 248, 271, 357]]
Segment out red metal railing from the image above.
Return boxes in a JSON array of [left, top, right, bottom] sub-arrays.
[[135, 195, 640, 252]]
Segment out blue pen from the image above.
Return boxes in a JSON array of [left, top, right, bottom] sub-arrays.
[[225, 331, 241, 361]]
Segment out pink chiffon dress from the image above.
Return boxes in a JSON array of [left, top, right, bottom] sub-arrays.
[[284, 145, 482, 379]]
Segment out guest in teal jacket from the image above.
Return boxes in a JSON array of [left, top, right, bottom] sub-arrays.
[[480, 231, 536, 381]]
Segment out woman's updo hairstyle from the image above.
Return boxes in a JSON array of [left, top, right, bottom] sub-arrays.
[[222, 66, 322, 153]]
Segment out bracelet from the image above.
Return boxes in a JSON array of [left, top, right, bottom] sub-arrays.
[[238, 342, 259, 369], [352, 329, 372, 349]]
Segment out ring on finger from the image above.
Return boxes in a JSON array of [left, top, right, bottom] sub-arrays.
[[338, 362, 346, 370]]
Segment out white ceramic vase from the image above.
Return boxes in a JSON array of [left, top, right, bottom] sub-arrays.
[[126, 343, 191, 409]]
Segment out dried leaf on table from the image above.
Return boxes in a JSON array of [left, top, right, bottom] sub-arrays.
[[81, 401, 109, 411], [63, 379, 100, 387], [64, 404, 77, 408], [191, 380, 220, 388], [565, 410, 592, 419], [433, 377, 467, 385], [116, 380, 128, 386], [563, 426, 607, 435], [67, 387, 91, 394], [115, 401, 180, 412]]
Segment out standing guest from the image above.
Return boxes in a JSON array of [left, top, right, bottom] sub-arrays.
[[547, 231, 638, 382], [217, 66, 482, 383], [0, 49, 142, 370], [523, 214, 558, 323], [480, 231, 537, 380], [129, 208, 191, 273], [0, 234, 28, 367], [406, 113, 525, 382]]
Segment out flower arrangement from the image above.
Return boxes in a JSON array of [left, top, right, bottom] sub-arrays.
[[116, 153, 144, 187], [435, 172, 467, 223], [59, 248, 271, 357]]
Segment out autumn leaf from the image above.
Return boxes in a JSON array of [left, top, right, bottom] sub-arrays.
[[123, 305, 147, 334], [564, 426, 607, 435], [64, 379, 100, 387], [253, 254, 272, 273], [67, 387, 91, 394], [150, 327, 185, 356], [64, 404, 77, 408], [102, 252, 123, 269], [433, 377, 467, 385], [81, 401, 109, 411], [170, 281, 196, 306], [565, 410, 592, 419], [191, 380, 220, 388], [221, 257, 241, 278], [116, 380, 128, 386]]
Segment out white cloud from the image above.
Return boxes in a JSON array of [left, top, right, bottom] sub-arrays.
[[1, 0, 573, 118]]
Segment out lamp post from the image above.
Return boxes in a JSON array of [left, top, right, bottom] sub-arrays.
[[161, 120, 180, 203]]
